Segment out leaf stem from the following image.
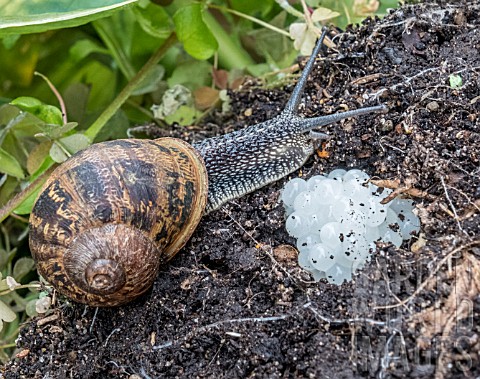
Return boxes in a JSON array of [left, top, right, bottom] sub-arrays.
[[0, 165, 57, 224], [0, 343, 16, 350], [275, 0, 305, 18], [34, 72, 68, 125], [300, 0, 322, 39], [208, 4, 290, 37], [202, 12, 254, 70], [93, 21, 136, 80], [84, 33, 177, 142], [0, 283, 42, 297]]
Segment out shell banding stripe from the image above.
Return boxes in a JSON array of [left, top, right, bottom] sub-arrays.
[[32, 140, 201, 254], [29, 138, 208, 306]]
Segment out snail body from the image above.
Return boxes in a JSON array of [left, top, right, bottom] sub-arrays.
[[29, 30, 386, 306]]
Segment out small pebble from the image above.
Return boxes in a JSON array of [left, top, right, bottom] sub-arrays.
[[426, 101, 439, 112]]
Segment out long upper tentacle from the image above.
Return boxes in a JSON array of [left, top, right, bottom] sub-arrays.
[[283, 28, 328, 114]]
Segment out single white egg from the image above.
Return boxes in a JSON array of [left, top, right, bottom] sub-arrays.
[[320, 222, 344, 249], [298, 249, 315, 271], [343, 169, 370, 184], [313, 179, 343, 203], [327, 168, 347, 181], [305, 212, 328, 234], [293, 191, 317, 214], [325, 263, 352, 284], [389, 198, 415, 214], [286, 211, 308, 238], [365, 197, 388, 227], [296, 234, 322, 254], [307, 175, 328, 191], [309, 243, 336, 271], [281, 178, 307, 207]]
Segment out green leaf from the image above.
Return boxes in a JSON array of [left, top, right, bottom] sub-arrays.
[[49, 133, 90, 163], [449, 74, 463, 89], [0, 279, 8, 292], [230, 0, 274, 16], [27, 141, 52, 175], [173, 3, 218, 60], [132, 64, 165, 95], [0, 300, 16, 332], [133, 0, 172, 39], [69, 39, 110, 62], [49, 142, 68, 163], [25, 299, 38, 317], [0, 147, 25, 178], [58, 133, 91, 154], [13, 257, 36, 281], [13, 187, 41, 215], [167, 61, 211, 90], [37, 122, 79, 139], [0, 0, 139, 36], [164, 105, 198, 126], [10, 97, 63, 125], [14, 156, 55, 215]]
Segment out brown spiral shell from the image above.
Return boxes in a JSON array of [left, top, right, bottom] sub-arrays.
[[29, 138, 208, 307]]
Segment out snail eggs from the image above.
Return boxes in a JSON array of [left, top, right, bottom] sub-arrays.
[[281, 169, 420, 284]]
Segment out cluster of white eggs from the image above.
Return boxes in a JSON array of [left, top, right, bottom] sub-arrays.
[[281, 169, 420, 284]]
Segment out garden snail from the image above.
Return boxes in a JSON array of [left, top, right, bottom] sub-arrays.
[[29, 30, 386, 307]]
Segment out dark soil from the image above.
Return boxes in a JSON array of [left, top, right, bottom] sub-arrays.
[[3, 2, 480, 378]]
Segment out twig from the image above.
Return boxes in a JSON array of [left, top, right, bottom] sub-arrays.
[[378, 137, 405, 153], [0, 283, 42, 296], [152, 314, 290, 351], [440, 176, 466, 235], [104, 328, 121, 347], [304, 302, 400, 328], [379, 329, 408, 379], [368, 67, 440, 100], [89, 307, 99, 334], [375, 240, 480, 310], [204, 315, 289, 329]]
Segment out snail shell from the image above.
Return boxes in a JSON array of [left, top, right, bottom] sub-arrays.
[[29, 138, 208, 307]]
